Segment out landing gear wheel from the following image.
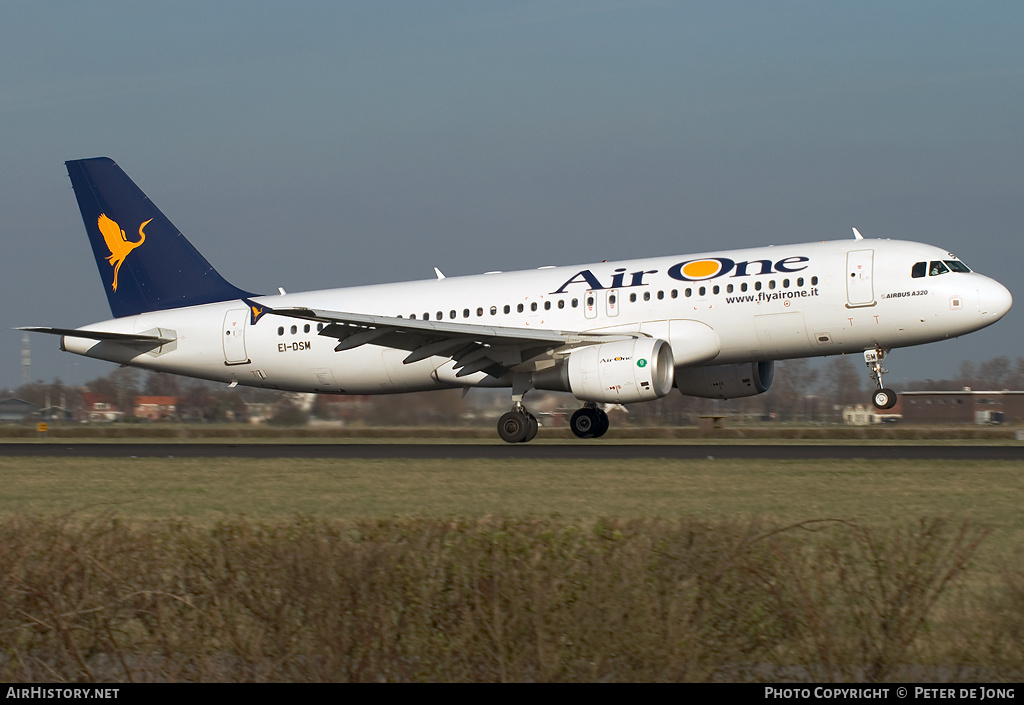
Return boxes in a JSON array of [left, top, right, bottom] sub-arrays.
[[523, 413, 539, 443], [498, 411, 529, 443], [570, 407, 610, 439], [873, 388, 897, 410], [570, 408, 596, 438]]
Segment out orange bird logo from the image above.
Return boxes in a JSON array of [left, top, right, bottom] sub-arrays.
[[97, 213, 151, 292]]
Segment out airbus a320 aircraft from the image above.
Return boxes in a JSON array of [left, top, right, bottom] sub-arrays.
[[21, 158, 1012, 442]]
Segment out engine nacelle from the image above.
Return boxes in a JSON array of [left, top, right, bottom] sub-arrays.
[[675, 361, 774, 399], [533, 337, 675, 404]]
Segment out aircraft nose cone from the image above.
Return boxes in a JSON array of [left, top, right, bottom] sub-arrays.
[[979, 278, 1013, 320]]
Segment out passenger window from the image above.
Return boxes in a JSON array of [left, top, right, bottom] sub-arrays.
[[544, 301, 551, 310], [503, 305, 510, 314], [517, 303, 524, 313], [657, 290, 664, 300], [643, 292, 651, 301], [277, 327, 284, 336], [450, 310, 456, 319], [558, 300, 565, 309], [436, 311, 443, 320], [490, 306, 497, 315], [811, 276, 818, 285], [712, 286, 719, 295], [912, 262, 927, 278], [741, 283, 748, 292], [571, 298, 578, 308], [303, 324, 310, 333], [630, 293, 637, 302], [671, 289, 678, 298], [685, 288, 692, 297], [531, 302, 538, 311], [797, 277, 804, 287], [290, 325, 297, 335], [929, 261, 949, 276]]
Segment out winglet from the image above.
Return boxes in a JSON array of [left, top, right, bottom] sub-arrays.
[[243, 297, 272, 326], [852, 227, 864, 240]]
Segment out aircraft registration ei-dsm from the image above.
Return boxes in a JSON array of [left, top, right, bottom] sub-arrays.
[[20, 158, 1013, 442]]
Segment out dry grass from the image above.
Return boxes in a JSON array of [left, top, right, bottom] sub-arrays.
[[1, 456, 1022, 681], [1, 514, 1018, 682]]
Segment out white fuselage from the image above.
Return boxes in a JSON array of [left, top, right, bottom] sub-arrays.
[[62, 238, 1012, 394]]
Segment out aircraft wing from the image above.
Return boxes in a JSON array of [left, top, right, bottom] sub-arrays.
[[247, 300, 641, 378]]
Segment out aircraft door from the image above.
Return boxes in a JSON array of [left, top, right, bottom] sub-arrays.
[[223, 309, 250, 365], [846, 249, 875, 307], [584, 290, 599, 319], [606, 289, 620, 317]]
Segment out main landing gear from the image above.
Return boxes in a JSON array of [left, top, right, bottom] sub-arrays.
[[497, 373, 539, 443], [569, 402, 609, 439], [496, 374, 611, 443], [497, 404, 539, 443], [866, 347, 898, 410]]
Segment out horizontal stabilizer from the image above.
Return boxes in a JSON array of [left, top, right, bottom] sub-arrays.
[[16, 327, 175, 345]]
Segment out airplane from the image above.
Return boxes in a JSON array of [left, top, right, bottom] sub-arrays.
[[20, 157, 1013, 442]]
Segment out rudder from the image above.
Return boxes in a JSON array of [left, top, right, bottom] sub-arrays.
[[66, 157, 252, 318]]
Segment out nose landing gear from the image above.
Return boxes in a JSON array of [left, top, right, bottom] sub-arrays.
[[866, 347, 898, 410]]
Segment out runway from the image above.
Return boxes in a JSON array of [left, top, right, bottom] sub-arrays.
[[2, 443, 1023, 460]]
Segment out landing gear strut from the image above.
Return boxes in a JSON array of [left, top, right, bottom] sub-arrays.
[[497, 373, 539, 444], [570, 403, 609, 439], [865, 347, 898, 410]]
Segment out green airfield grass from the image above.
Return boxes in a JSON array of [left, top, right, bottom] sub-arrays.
[[2, 456, 1022, 573]]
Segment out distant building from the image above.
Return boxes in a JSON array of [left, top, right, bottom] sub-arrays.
[[898, 389, 1024, 424], [0, 398, 39, 423], [80, 392, 123, 423], [842, 403, 901, 425], [133, 396, 178, 421]]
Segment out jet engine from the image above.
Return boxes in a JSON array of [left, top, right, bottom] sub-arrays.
[[674, 361, 774, 399], [533, 337, 675, 404]]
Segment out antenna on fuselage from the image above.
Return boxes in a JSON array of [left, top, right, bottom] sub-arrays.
[[852, 227, 864, 240]]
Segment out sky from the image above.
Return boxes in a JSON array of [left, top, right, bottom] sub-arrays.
[[2, 1, 1023, 391]]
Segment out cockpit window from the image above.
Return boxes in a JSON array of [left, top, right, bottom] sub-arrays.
[[911, 262, 927, 278], [945, 260, 971, 273], [929, 261, 950, 276]]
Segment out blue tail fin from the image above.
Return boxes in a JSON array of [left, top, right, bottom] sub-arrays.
[[66, 157, 252, 318]]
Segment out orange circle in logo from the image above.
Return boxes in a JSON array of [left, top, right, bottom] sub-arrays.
[[680, 260, 722, 280]]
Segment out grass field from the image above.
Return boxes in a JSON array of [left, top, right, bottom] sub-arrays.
[[2, 456, 1022, 569], [2, 454, 1022, 681]]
